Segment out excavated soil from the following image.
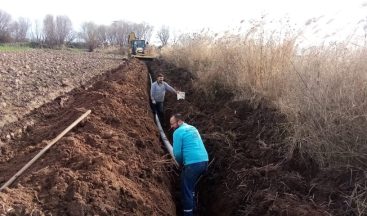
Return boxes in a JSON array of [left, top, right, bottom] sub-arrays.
[[147, 59, 366, 216], [0, 59, 176, 215], [1, 51, 365, 216], [0, 49, 122, 129]]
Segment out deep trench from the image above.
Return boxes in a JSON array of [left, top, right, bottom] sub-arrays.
[[145, 60, 221, 215], [144, 58, 287, 216], [1, 58, 340, 215], [145, 62, 183, 215], [143, 58, 350, 216], [12, 58, 354, 216]]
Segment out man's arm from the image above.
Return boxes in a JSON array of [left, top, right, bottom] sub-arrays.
[[150, 83, 156, 104], [173, 131, 183, 164], [164, 82, 177, 94]]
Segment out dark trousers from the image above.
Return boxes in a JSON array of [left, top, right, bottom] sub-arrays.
[[153, 102, 164, 125], [181, 161, 208, 216]]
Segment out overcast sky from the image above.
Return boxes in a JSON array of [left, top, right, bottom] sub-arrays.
[[1, 0, 367, 44]]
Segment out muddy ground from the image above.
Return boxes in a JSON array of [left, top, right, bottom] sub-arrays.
[[0, 58, 176, 215]]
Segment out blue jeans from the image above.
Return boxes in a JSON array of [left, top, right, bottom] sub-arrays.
[[181, 161, 208, 216], [154, 102, 164, 125]]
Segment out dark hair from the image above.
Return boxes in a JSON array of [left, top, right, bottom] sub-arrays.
[[157, 73, 164, 78], [172, 113, 185, 121]]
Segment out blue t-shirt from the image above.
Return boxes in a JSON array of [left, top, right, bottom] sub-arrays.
[[173, 123, 209, 165]]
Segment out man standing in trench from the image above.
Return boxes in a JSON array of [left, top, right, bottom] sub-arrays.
[[170, 113, 209, 216], [150, 73, 177, 126]]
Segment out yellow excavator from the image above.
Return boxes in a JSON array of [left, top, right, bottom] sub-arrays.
[[128, 32, 155, 60]]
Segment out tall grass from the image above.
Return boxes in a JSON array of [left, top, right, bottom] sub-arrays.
[[161, 24, 367, 169]]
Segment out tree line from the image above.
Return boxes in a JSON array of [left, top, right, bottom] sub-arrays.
[[0, 9, 171, 51]]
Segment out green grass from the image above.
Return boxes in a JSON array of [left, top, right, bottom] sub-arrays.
[[65, 47, 88, 52], [0, 43, 32, 52]]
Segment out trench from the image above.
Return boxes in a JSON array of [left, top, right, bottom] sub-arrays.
[[146, 60, 212, 215], [145, 62, 183, 215], [0, 59, 178, 215], [0, 57, 351, 216], [145, 58, 283, 215], [145, 59, 337, 216]]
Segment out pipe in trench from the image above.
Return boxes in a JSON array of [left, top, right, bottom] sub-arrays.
[[149, 73, 179, 166]]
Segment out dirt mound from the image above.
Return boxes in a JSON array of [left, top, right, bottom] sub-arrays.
[[0, 59, 176, 215], [0, 49, 122, 129], [147, 59, 364, 215]]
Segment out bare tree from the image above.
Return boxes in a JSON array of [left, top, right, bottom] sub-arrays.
[[157, 25, 170, 47], [106, 21, 154, 47], [55, 15, 72, 46], [106, 25, 116, 45], [133, 22, 153, 42], [80, 22, 98, 51], [107, 21, 119, 46], [0, 10, 12, 42], [30, 19, 44, 44], [121, 22, 134, 46], [143, 23, 154, 42], [17, 18, 30, 41], [43, 14, 57, 47], [65, 30, 77, 45], [97, 25, 108, 46], [110, 20, 131, 47], [9, 21, 18, 42], [10, 17, 30, 42]]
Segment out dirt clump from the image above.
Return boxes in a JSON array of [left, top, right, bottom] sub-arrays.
[[0, 59, 176, 215]]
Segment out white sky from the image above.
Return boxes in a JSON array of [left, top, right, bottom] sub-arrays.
[[1, 0, 367, 44]]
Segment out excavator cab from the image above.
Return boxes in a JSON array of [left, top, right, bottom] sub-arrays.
[[131, 40, 146, 55], [128, 32, 155, 60]]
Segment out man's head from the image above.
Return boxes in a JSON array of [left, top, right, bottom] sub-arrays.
[[170, 113, 184, 130], [157, 73, 164, 83]]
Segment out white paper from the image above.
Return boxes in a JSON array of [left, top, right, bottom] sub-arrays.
[[177, 91, 185, 100]]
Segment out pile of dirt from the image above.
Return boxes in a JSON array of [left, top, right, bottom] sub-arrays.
[[0, 59, 176, 215], [147, 59, 366, 216], [0, 49, 122, 128]]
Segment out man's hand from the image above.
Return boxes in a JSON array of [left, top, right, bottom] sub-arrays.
[[152, 100, 156, 104]]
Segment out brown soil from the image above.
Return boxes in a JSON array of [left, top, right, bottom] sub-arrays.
[[146, 59, 366, 216], [0, 53, 364, 216], [0, 59, 176, 215], [0, 49, 122, 128]]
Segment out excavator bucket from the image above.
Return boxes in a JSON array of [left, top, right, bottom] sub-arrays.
[[132, 54, 155, 60], [132, 45, 157, 60]]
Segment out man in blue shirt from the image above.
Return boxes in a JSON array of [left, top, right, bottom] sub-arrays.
[[150, 73, 177, 126], [170, 113, 209, 216]]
